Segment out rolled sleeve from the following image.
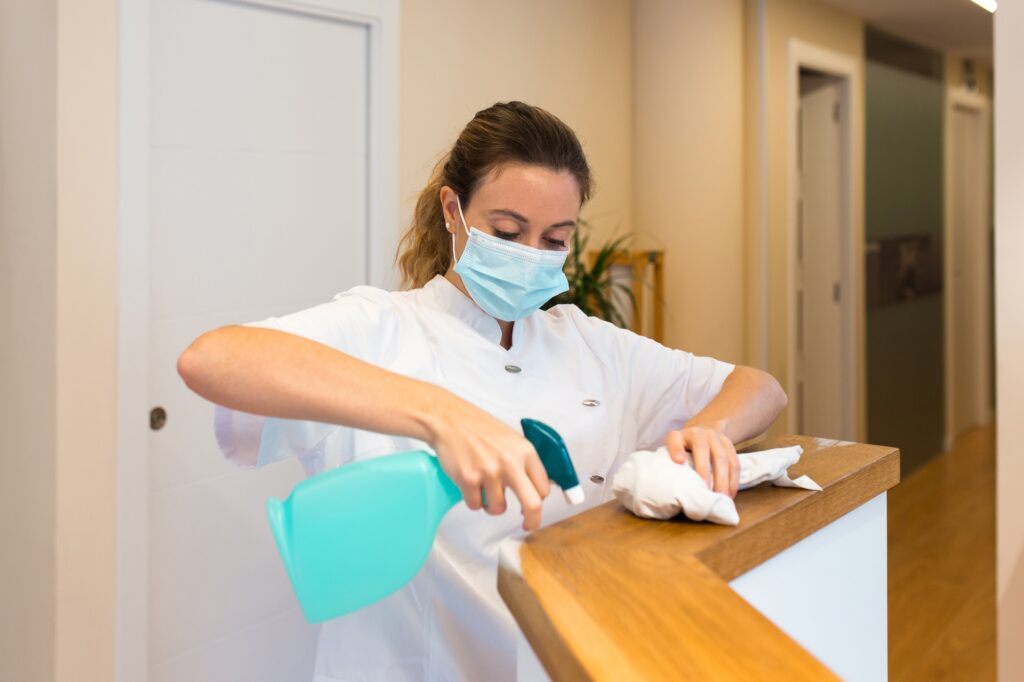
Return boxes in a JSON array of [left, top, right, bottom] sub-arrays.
[[214, 286, 397, 471]]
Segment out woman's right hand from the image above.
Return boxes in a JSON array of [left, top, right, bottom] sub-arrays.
[[423, 392, 551, 531]]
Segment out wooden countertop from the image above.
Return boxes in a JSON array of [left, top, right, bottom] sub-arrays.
[[497, 435, 900, 681]]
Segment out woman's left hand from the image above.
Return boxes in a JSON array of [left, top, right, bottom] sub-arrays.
[[664, 421, 739, 498]]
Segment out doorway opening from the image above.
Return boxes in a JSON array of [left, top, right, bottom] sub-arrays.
[[946, 95, 994, 445], [789, 52, 859, 442], [796, 69, 851, 439]]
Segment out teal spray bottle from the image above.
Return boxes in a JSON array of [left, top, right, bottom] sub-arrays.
[[266, 418, 582, 623]]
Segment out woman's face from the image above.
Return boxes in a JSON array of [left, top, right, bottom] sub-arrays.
[[441, 162, 581, 259]]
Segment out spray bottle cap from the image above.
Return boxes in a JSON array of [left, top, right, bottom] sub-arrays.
[[521, 418, 584, 506], [563, 485, 585, 506]]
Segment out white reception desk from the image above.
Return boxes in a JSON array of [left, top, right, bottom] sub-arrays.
[[499, 436, 899, 681]]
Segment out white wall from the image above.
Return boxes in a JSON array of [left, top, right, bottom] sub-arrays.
[[995, 3, 1024, 679], [399, 0, 634, 251], [0, 2, 57, 681], [632, 0, 746, 362]]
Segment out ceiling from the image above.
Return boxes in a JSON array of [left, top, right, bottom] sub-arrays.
[[816, 0, 993, 61]]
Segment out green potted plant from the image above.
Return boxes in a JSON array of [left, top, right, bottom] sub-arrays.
[[543, 220, 635, 328]]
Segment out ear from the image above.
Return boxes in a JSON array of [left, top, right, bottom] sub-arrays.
[[439, 186, 459, 234]]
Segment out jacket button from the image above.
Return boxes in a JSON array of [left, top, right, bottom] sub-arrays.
[[590, 474, 605, 484], [504, 364, 522, 374]]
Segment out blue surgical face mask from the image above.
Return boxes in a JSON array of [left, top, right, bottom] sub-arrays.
[[450, 196, 570, 322]]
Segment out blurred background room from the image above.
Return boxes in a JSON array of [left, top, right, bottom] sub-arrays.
[[1, 0, 1021, 680]]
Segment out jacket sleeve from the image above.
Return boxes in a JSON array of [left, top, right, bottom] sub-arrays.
[[562, 305, 735, 451], [213, 286, 399, 471]]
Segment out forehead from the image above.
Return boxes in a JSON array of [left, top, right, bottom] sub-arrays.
[[469, 163, 582, 218]]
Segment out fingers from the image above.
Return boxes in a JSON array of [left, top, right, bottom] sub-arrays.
[[507, 447, 547, 530], [671, 428, 739, 497], [724, 436, 739, 498], [483, 479, 507, 515], [449, 441, 546, 529], [708, 434, 731, 497], [665, 429, 688, 464], [508, 468, 544, 531], [524, 451, 551, 500], [687, 434, 712, 489], [461, 475, 484, 511]]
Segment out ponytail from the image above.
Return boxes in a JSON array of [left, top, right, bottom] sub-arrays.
[[397, 155, 454, 289]]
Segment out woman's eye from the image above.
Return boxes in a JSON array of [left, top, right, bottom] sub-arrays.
[[493, 229, 519, 241], [545, 238, 567, 248]]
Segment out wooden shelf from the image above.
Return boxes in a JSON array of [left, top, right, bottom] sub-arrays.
[[498, 435, 900, 681]]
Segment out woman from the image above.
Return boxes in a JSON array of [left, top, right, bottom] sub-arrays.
[[178, 101, 787, 681]]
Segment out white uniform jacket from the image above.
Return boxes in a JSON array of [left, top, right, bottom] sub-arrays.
[[215, 274, 735, 681]]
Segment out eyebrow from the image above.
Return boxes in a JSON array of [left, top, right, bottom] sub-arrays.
[[487, 208, 577, 230]]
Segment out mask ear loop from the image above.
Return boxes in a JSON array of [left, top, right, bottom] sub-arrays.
[[450, 195, 472, 265], [455, 195, 471, 237]]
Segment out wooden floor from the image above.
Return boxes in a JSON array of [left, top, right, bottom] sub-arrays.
[[888, 424, 996, 681]]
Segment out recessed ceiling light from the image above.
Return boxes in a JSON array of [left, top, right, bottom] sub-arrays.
[[971, 0, 997, 12]]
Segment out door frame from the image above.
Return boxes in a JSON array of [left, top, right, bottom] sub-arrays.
[[785, 40, 864, 440], [114, 0, 399, 678], [943, 86, 993, 449]]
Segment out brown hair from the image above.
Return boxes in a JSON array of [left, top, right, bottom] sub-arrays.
[[396, 101, 593, 289]]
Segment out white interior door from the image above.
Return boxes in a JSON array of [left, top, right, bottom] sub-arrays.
[[147, 1, 371, 679], [950, 103, 992, 438], [797, 75, 849, 440]]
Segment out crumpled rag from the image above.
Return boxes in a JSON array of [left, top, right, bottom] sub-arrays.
[[611, 445, 821, 526]]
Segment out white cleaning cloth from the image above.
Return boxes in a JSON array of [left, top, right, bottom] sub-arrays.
[[611, 445, 821, 526]]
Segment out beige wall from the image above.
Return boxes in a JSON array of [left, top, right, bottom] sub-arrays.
[[399, 0, 634, 258], [55, 1, 120, 680], [750, 0, 864, 433], [1, 6, 120, 680], [0, 1, 58, 681], [744, 0, 766, 369], [632, 0, 746, 362], [995, 4, 1024, 679], [945, 53, 993, 97]]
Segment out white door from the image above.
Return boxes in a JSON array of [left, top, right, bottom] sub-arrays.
[[797, 76, 849, 440], [147, 1, 371, 679], [950, 104, 992, 437]]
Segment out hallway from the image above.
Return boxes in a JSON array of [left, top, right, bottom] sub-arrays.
[[889, 424, 996, 680]]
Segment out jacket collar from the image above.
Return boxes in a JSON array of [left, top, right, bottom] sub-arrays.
[[422, 274, 504, 345]]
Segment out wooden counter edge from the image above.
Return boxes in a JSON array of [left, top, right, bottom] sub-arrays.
[[497, 440, 900, 680], [498, 548, 839, 681], [498, 561, 614, 682], [698, 442, 900, 580]]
